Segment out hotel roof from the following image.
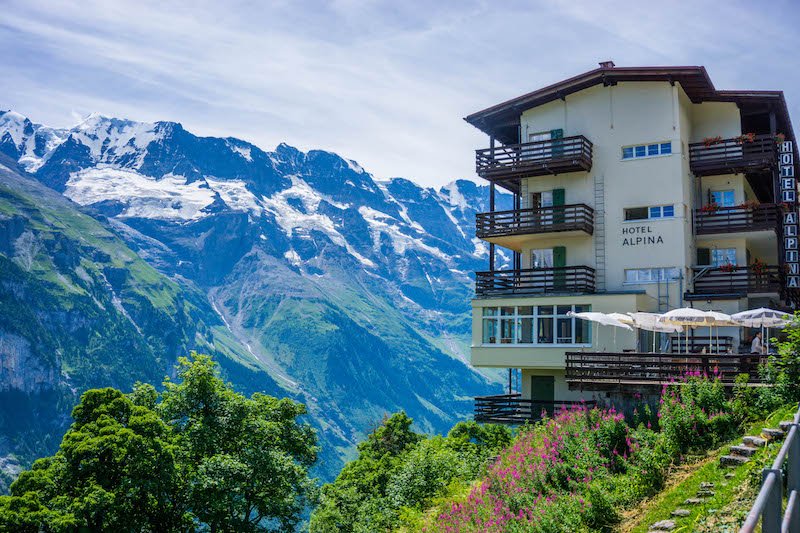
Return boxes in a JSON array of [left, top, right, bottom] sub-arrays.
[[465, 64, 795, 146]]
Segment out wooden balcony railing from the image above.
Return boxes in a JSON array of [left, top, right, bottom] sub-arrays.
[[565, 352, 767, 390], [475, 135, 593, 180], [689, 134, 777, 176], [476, 204, 594, 239], [474, 394, 597, 424], [475, 266, 596, 297], [691, 265, 782, 296], [694, 204, 780, 235]]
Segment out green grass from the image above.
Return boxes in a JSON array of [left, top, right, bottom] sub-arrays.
[[623, 403, 797, 533]]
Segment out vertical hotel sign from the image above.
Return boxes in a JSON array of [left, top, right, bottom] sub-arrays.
[[780, 141, 799, 289]]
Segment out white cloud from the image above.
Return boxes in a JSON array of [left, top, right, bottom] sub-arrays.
[[1, 0, 799, 186]]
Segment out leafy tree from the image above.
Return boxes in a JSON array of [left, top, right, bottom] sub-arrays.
[[0, 354, 317, 533]]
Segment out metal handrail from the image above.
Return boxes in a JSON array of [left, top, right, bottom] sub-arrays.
[[740, 402, 800, 532]]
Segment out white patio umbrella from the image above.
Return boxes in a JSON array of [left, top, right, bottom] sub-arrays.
[[658, 308, 716, 354], [567, 311, 633, 351], [627, 312, 683, 352], [731, 308, 792, 353]]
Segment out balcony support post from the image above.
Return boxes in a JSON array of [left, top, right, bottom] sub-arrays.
[[489, 181, 496, 271]]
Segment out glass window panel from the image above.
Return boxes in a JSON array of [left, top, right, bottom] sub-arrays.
[[625, 269, 637, 283], [639, 269, 653, 282], [649, 206, 661, 218], [712, 248, 737, 266], [635, 145, 646, 157], [518, 306, 533, 316], [556, 318, 573, 343], [518, 318, 534, 343], [711, 190, 736, 207], [622, 146, 634, 159], [500, 318, 515, 343], [500, 306, 515, 316], [660, 142, 672, 154], [648, 144, 659, 156], [538, 305, 554, 316], [531, 248, 553, 269], [482, 319, 498, 344], [556, 305, 572, 316], [482, 307, 498, 316], [575, 318, 591, 343], [662, 205, 674, 217], [537, 317, 554, 343], [625, 207, 649, 220], [574, 304, 591, 313]]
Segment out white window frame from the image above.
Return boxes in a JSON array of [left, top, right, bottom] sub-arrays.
[[621, 141, 673, 161], [624, 267, 681, 285], [624, 204, 676, 222], [710, 190, 736, 207], [480, 304, 591, 347]]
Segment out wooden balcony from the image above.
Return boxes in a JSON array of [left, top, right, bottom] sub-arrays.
[[694, 204, 780, 235], [475, 135, 593, 181], [668, 336, 734, 354], [475, 266, 596, 297], [474, 394, 596, 424], [565, 352, 767, 391], [689, 134, 776, 177], [689, 265, 782, 298], [476, 204, 594, 239]]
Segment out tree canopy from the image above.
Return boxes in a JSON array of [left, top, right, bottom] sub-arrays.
[[0, 354, 318, 532]]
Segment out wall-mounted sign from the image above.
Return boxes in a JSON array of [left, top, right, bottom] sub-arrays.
[[622, 225, 664, 246], [780, 141, 799, 289]]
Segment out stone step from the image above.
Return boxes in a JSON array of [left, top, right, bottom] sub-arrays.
[[780, 421, 796, 432], [720, 455, 750, 466], [649, 519, 676, 531], [699, 482, 715, 489], [763, 428, 786, 440], [671, 509, 690, 517], [730, 445, 758, 457], [684, 497, 705, 505], [696, 489, 715, 497], [743, 436, 767, 448]]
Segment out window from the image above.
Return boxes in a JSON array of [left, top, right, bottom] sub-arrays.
[[481, 304, 591, 345], [622, 141, 672, 160], [711, 248, 737, 267], [624, 267, 681, 284], [711, 190, 735, 207], [625, 205, 675, 221], [531, 248, 554, 269]]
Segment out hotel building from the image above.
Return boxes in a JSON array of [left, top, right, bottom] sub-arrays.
[[466, 62, 799, 422]]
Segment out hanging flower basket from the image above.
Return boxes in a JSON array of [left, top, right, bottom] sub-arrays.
[[737, 200, 759, 210], [734, 132, 756, 145], [775, 133, 786, 144], [703, 136, 723, 148], [719, 263, 736, 273], [701, 203, 720, 213], [751, 258, 767, 275]]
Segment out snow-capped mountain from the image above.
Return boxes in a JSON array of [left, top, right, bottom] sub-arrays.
[[0, 109, 511, 480]]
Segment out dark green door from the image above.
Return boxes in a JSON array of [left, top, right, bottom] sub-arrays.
[[531, 376, 555, 419], [553, 245, 567, 290]]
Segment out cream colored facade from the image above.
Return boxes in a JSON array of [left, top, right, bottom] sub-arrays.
[[468, 68, 788, 402]]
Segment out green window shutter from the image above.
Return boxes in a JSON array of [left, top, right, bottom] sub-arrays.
[[553, 246, 567, 267], [697, 247, 711, 266], [552, 188, 566, 225], [550, 128, 564, 158], [552, 246, 567, 289]]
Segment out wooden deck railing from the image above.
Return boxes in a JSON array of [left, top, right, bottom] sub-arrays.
[[740, 403, 800, 532], [476, 204, 594, 239], [689, 134, 777, 176], [475, 266, 596, 297], [474, 394, 597, 424], [565, 352, 767, 390], [694, 204, 780, 235], [475, 135, 593, 179], [691, 265, 782, 296]]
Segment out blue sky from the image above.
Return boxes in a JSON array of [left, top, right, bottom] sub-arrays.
[[2, 0, 799, 186]]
